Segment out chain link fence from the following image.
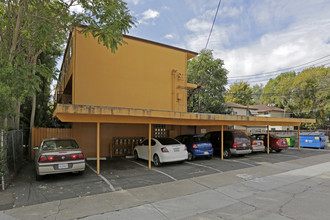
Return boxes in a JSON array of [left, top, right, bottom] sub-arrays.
[[1, 130, 23, 191]]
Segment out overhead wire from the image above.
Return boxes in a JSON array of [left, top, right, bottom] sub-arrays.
[[228, 55, 330, 80]]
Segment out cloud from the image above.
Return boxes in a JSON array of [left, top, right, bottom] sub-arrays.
[[164, 34, 174, 39], [138, 9, 160, 25], [126, 0, 141, 5], [183, 0, 330, 85]]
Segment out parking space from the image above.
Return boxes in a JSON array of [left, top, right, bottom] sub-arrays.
[[4, 148, 329, 209]]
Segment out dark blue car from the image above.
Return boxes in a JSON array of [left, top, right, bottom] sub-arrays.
[[175, 135, 213, 161]]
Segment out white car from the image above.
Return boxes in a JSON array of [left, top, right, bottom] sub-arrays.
[[134, 138, 188, 166], [34, 138, 85, 180]]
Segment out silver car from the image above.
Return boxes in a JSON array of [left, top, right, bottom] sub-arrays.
[[248, 136, 266, 152], [34, 138, 85, 180]]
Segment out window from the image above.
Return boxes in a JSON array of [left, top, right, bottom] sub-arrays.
[[156, 138, 180, 145], [69, 41, 73, 61], [264, 111, 269, 115]]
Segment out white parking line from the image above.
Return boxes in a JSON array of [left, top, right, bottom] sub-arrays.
[[129, 160, 178, 181], [185, 161, 223, 173], [86, 163, 116, 192], [230, 159, 255, 167]]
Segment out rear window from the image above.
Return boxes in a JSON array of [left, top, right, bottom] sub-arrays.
[[193, 136, 208, 143], [156, 138, 180, 145], [233, 131, 248, 138], [42, 139, 79, 150]]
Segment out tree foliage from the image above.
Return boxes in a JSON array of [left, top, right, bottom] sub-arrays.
[[261, 67, 329, 129], [225, 81, 254, 106], [291, 67, 330, 129], [187, 49, 228, 114], [251, 83, 264, 104]]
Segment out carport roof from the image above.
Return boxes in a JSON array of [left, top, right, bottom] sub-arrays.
[[54, 104, 315, 126]]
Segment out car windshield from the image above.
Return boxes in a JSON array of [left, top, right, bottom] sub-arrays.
[[193, 136, 208, 143], [42, 140, 79, 150], [156, 138, 180, 145]]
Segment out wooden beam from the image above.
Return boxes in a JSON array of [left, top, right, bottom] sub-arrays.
[[148, 123, 151, 169], [267, 125, 270, 154], [97, 122, 100, 174], [221, 125, 223, 160]]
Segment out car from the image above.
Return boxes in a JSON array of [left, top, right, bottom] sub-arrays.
[[250, 134, 288, 152], [34, 138, 85, 180], [175, 134, 213, 161], [248, 136, 266, 152], [133, 137, 188, 166], [204, 131, 252, 158]]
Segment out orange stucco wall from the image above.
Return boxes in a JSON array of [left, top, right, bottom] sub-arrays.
[[72, 123, 226, 157], [72, 29, 190, 112]]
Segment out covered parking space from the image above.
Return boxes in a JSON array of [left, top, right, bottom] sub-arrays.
[[54, 104, 315, 174]]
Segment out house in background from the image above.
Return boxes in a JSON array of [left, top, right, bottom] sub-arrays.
[[226, 102, 293, 132], [226, 102, 258, 130], [250, 104, 293, 131]]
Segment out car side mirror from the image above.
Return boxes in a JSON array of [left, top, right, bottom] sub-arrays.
[[33, 146, 39, 150]]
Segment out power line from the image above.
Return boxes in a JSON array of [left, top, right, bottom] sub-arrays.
[[205, 0, 222, 49], [228, 62, 330, 84], [228, 55, 330, 80]]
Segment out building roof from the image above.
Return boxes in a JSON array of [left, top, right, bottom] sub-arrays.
[[249, 104, 290, 113], [226, 102, 258, 110]]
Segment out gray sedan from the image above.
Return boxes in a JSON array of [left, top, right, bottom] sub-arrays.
[[34, 138, 85, 180]]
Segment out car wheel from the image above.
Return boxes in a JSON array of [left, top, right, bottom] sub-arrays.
[[153, 154, 162, 167], [78, 170, 85, 175], [134, 150, 139, 160], [275, 149, 282, 153], [223, 148, 231, 159], [188, 151, 194, 161], [36, 173, 43, 181]]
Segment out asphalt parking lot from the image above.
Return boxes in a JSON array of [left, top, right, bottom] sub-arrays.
[[2, 147, 330, 210]]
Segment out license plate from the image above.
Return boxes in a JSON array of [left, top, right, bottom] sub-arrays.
[[174, 148, 179, 152], [58, 164, 68, 169], [204, 152, 209, 155]]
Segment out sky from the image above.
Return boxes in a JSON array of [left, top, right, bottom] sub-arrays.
[[123, 0, 330, 86]]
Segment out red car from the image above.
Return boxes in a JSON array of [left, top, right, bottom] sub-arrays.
[[250, 134, 288, 152]]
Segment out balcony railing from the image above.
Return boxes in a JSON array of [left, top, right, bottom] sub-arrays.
[[55, 91, 72, 105]]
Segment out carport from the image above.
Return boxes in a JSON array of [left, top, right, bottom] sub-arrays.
[[54, 104, 315, 174]]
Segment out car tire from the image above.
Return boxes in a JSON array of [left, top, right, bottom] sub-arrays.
[[153, 154, 162, 167], [188, 151, 194, 161], [36, 173, 43, 181], [78, 170, 85, 175], [134, 150, 139, 160], [223, 148, 231, 159], [275, 149, 282, 153]]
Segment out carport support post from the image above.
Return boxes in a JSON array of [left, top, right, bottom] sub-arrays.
[[298, 125, 300, 150], [148, 123, 151, 169], [267, 125, 270, 154], [221, 125, 223, 160], [97, 122, 100, 174]]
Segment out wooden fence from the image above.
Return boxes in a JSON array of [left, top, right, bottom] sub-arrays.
[[31, 127, 73, 159]]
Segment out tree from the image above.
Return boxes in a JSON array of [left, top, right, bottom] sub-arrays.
[[225, 81, 254, 106], [262, 71, 296, 108], [187, 49, 228, 114], [291, 67, 330, 129], [251, 83, 264, 104]]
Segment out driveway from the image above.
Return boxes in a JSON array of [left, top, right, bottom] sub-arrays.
[[1, 147, 329, 210]]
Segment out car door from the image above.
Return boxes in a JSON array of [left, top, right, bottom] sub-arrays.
[[139, 139, 149, 160]]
